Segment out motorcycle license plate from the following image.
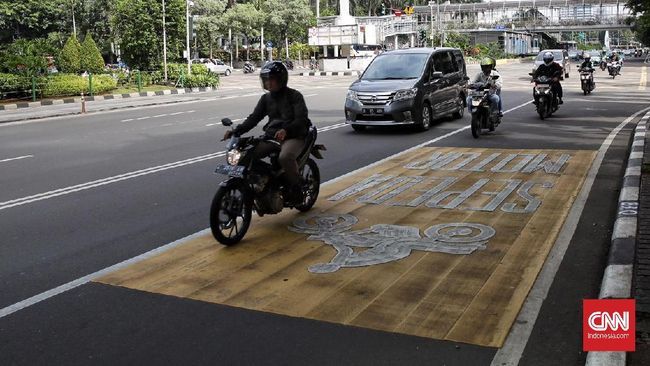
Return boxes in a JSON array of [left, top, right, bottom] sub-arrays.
[[215, 164, 245, 178], [472, 99, 481, 107]]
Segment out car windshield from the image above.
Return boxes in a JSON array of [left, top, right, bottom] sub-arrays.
[[361, 53, 429, 80], [536, 51, 564, 61]]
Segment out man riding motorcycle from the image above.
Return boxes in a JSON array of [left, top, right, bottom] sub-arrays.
[[468, 57, 503, 117], [532, 51, 564, 104], [579, 54, 594, 70], [223, 61, 311, 203]]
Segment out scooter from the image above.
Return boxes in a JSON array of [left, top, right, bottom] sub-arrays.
[[243, 61, 256, 74], [468, 75, 502, 138], [578, 65, 595, 95], [607, 60, 621, 79], [531, 74, 560, 120]]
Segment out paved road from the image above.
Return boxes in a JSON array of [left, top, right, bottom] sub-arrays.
[[0, 60, 648, 365]]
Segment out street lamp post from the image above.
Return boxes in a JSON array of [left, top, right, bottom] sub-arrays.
[[428, 1, 434, 47], [163, 0, 168, 82], [186, 0, 192, 74]]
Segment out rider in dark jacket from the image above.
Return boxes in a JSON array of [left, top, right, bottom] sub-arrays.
[[533, 51, 564, 104], [223, 61, 311, 202]]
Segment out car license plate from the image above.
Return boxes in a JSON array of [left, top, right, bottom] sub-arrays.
[[215, 164, 245, 177], [363, 108, 384, 115]]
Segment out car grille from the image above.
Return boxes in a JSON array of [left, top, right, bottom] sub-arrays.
[[357, 92, 394, 106]]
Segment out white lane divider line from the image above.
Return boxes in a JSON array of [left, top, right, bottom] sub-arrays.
[[0, 152, 226, 211], [169, 112, 184, 116], [206, 118, 243, 127], [0, 99, 536, 320], [0, 155, 34, 163], [186, 110, 196, 114], [304, 94, 318, 97], [152, 114, 169, 118], [136, 116, 150, 120], [121, 118, 134, 122]]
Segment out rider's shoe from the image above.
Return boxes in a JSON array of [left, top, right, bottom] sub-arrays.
[[558, 98, 564, 105], [497, 111, 504, 117]]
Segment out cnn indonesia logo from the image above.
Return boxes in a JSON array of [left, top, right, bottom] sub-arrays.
[[583, 299, 635, 351]]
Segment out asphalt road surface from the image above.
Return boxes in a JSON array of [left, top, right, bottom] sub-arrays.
[[1, 59, 649, 365]]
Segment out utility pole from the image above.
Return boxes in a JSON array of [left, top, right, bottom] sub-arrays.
[[71, 0, 77, 37], [163, 0, 168, 82], [428, 1, 434, 47], [186, 0, 192, 74]]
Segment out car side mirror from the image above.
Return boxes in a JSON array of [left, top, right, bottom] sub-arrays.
[[431, 71, 443, 79], [221, 118, 233, 127]]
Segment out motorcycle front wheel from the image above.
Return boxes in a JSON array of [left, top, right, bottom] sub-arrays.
[[296, 158, 320, 212], [471, 114, 481, 138], [210, 180, 252, 245]]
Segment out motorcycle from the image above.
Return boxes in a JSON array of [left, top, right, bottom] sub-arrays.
[[468, 75, 502, 138], [607, 61, 621, 79], [243, 61, 256, 74], [210, 118, 326, 245], [600, 59, 607, 71], [531, 74, 559, 120], [283, 60, 294, 70], [578, 65, 595, 95]]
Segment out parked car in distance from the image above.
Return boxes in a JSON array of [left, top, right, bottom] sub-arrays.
[[192, 58, 233, 76], [532, 49, 570, 78], [344, 47, 468, 132]]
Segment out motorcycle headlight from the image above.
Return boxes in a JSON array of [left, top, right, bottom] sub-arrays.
[[471, 99, 481, 107], [227, 150, 241, 166], [346, 90, 360, 103], [393, 88, 418, 102]]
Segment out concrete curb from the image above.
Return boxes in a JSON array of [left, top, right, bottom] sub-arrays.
[[298, 71, 360, 77], [0, 86, 217, 111], [585, 111, 650, 366]]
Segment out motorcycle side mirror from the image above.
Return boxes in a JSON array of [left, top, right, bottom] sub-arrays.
[[431, 71, 443, 79], [491, 75, 499, 80], [221, 118, 233, 127], [463, 76, 470, 81], [528, 72, 534, 76]]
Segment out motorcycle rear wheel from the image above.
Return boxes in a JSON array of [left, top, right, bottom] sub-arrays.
[[538, 100, 546, 120], [296, 158, 320, 212], [210, 180, 252, 245], [471, 114, 481, 138]]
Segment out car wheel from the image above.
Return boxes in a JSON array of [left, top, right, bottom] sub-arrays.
[[418, 103, 432, 132], [225, 69, 231, 76]]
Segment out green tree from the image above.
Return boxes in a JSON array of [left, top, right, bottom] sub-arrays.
[[194, 0, 228, 58], [263, 0, 313, 57], [0, 39, 52, 75], [0, 0, 70, 43], [81, 33, 105, 73], [222, 3, 265, 60], [59, 34, 82, 73], [112, 0, 185, 70]]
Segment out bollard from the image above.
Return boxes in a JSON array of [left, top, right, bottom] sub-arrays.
[[81, 92, 86, 114], [32, 76, 36, 102], [137, 71, 142, 93]]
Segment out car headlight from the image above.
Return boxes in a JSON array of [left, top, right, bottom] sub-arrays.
[[393, 88, 418, 102], [346, 90, 360, 103], [227, 150, 241, 166]]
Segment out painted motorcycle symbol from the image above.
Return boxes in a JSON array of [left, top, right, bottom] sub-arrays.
[[289, 214, 496, 273]]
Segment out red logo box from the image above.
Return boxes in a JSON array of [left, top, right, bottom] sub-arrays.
[[583, 299, 635, 351]]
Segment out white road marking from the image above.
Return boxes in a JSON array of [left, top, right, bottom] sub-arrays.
[[136, 116, 150, 120], [0, 99, 535, 319], [121, 118, 134, 122], [303, 94, 318, 97], [490, 105, 650, 366], [152, 114, 168, 118], [0, 155, 34, 163], [0, 152, 226, 212], [169, 112, 184, 116]]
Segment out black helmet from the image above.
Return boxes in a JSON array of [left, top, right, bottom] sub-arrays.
[[260, 61, 288, 91], [542, 51, 554, 66]]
